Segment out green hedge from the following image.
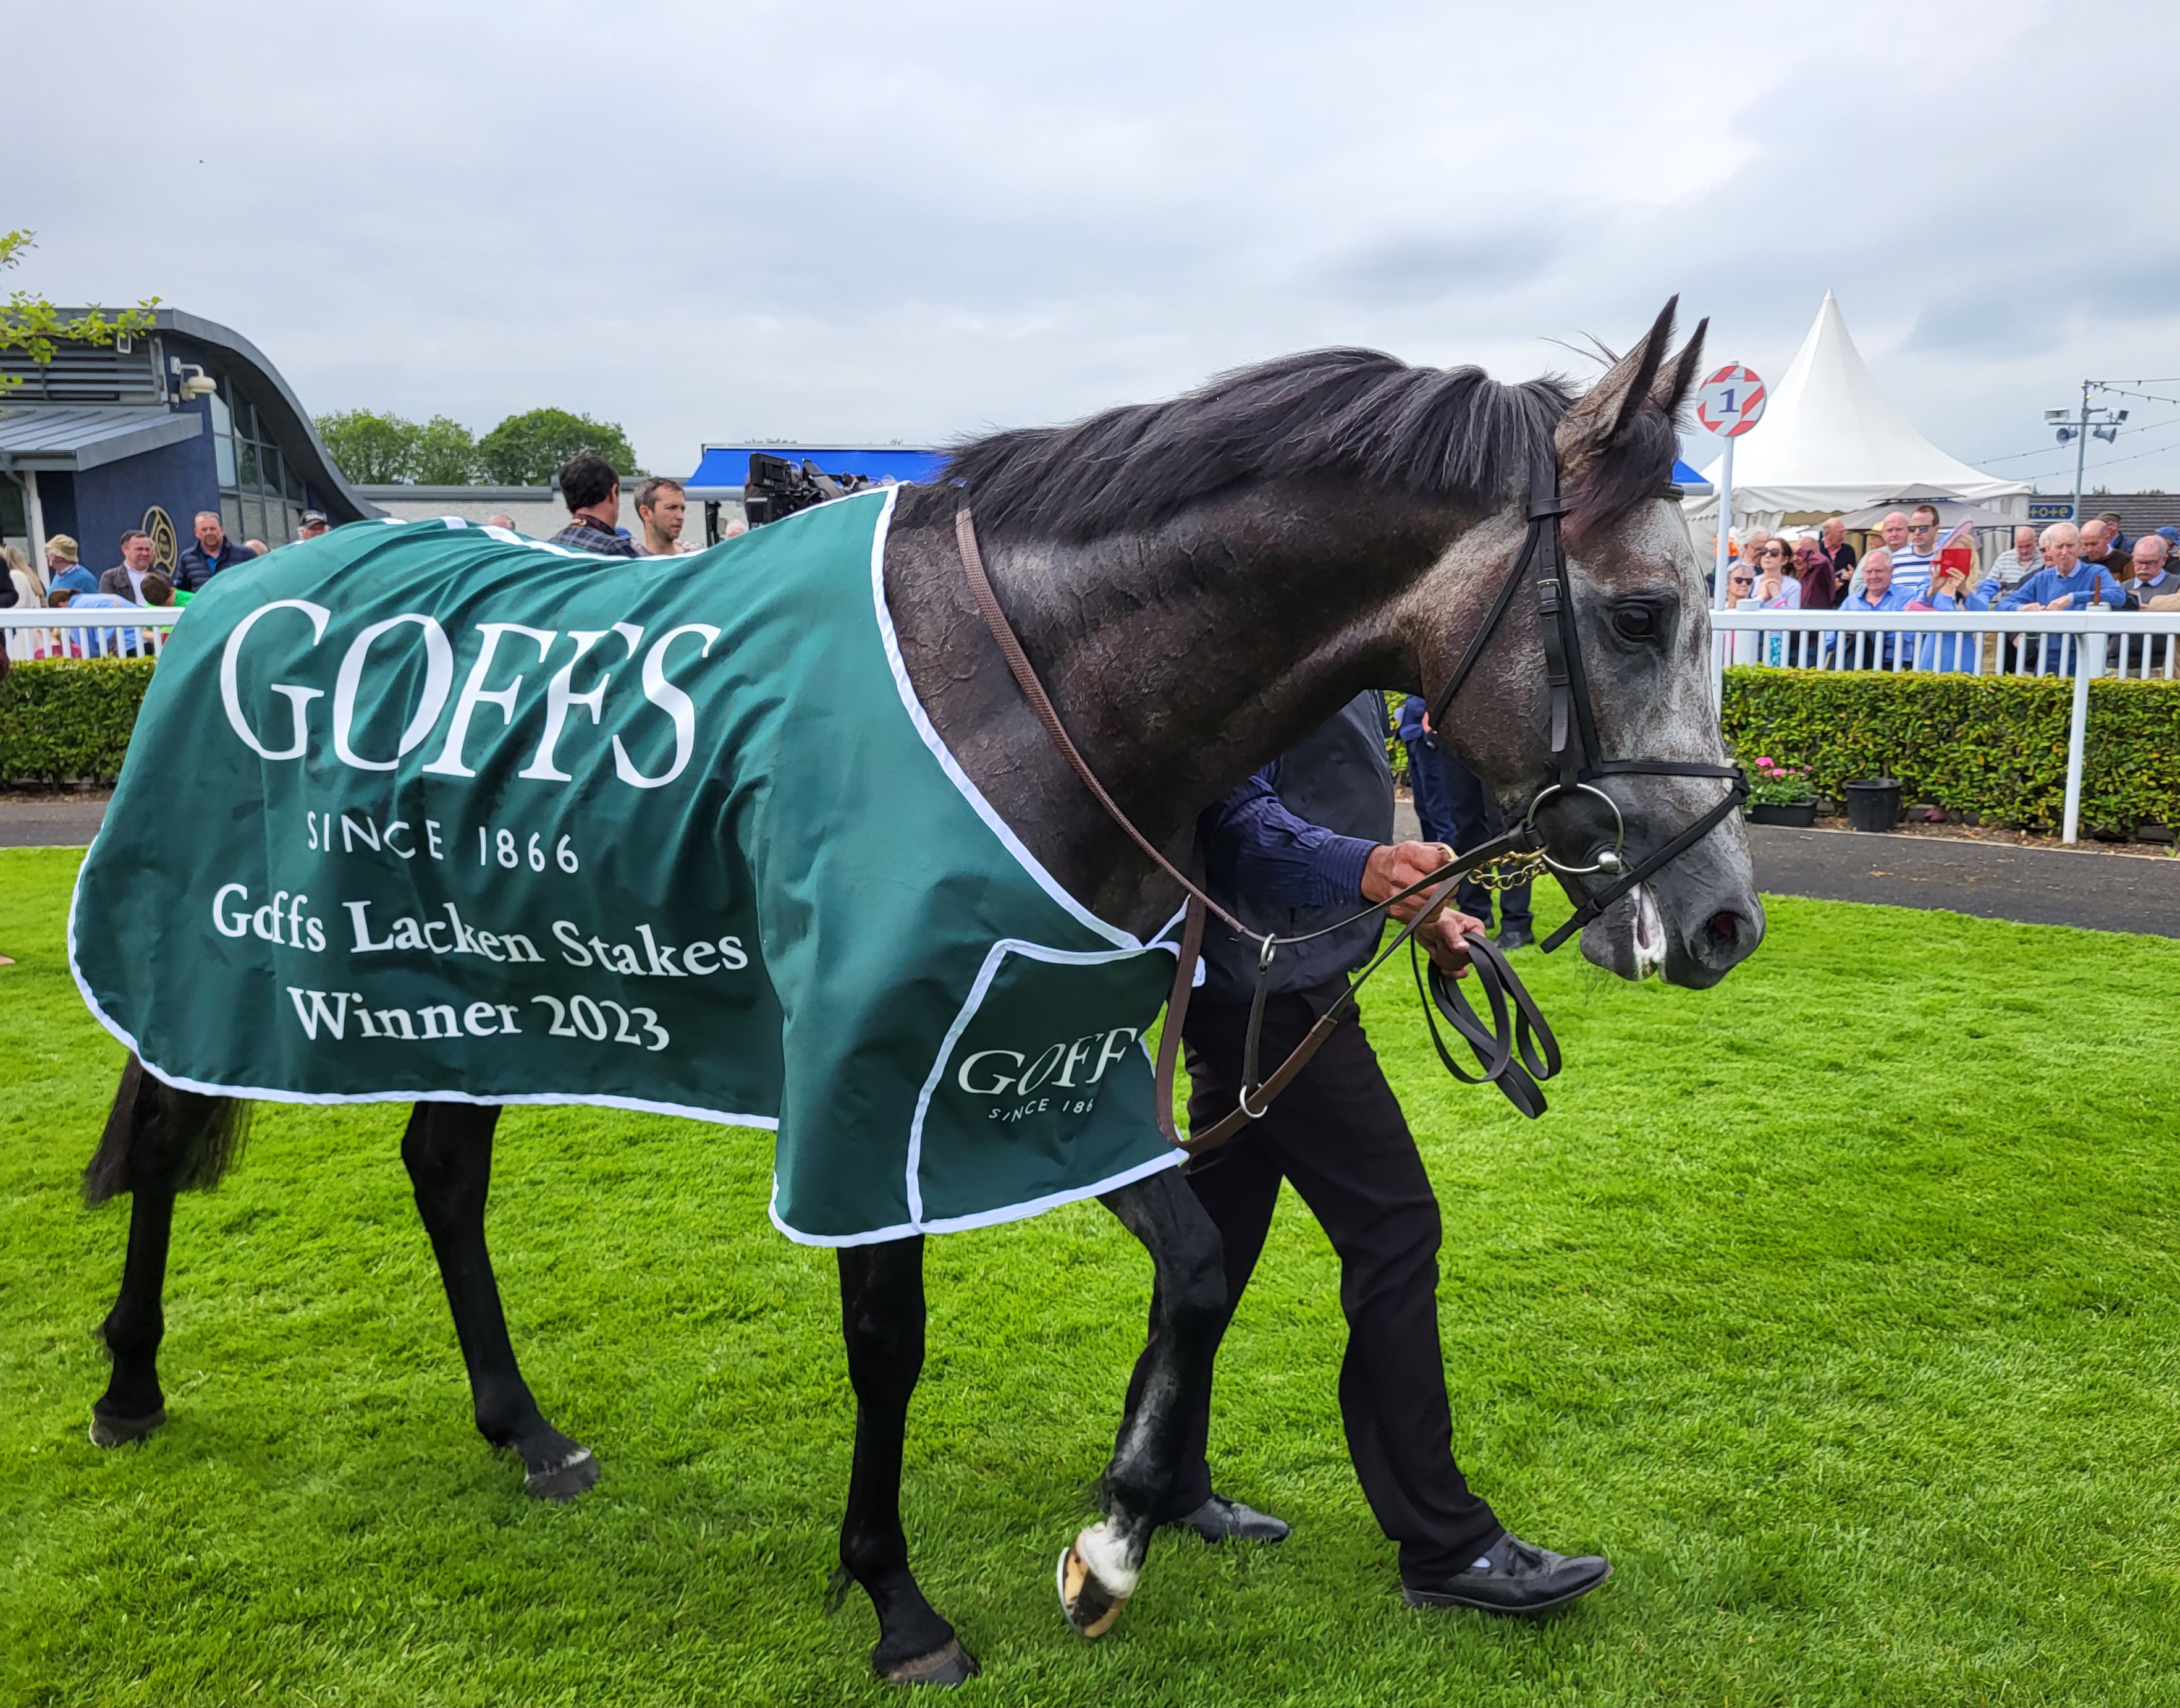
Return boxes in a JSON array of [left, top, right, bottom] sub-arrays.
[[1721, 667, 2180, 835], [7, 657, 2178, 834], [0, 658, 158, 784]]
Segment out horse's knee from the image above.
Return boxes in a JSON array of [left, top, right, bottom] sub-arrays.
[[1161, 1233, 1225, 1341]]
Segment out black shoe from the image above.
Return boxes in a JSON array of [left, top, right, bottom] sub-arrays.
[[1166, 1494, 1291, 1544], [1403, 1530, 1610, 1615], [1493, 926, 1535, 952]]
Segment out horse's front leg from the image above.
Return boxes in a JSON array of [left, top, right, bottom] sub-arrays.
[[401, 1101, 597, 1500], [836, 1236, 978, 1686], [1060, 1167, 1225, 1638]]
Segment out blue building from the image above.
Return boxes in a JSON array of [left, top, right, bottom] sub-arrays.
[[0, 308, 371, 581]]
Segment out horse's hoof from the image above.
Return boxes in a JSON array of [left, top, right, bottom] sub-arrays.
[[1057, 1540, 1130, 1639], [525, 1447, 599, 1502], [88, 1406, 166, 1447], [878, 1637, 980, 1687]]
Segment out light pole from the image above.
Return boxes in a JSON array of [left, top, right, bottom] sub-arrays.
[[2045, 383, 2128, 521]]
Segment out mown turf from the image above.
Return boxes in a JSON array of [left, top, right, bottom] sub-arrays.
[[4, 845, 2179, 1706]]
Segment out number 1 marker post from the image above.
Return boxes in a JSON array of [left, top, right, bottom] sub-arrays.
[[1694, 363, 1766, 706]]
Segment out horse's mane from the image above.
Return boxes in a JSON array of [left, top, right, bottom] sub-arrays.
[[895, 345, 1686, 545]]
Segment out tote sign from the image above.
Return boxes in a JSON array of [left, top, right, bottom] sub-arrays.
[[1696, 365, 1766, 437]]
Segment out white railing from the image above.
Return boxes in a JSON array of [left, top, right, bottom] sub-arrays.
[[1, 607, 184, 662], [1712, 607, 2180, 845]]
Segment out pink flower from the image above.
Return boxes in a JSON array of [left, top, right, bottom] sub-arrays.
[[1755, 756, 1776, 768]]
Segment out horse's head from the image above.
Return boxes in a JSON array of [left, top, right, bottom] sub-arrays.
[[1411, 299, 1762, 989]]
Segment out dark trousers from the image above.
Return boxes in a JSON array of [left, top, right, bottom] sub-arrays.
[[1435, 745, 1532, 932], [1122, 983, 1502, 1580]]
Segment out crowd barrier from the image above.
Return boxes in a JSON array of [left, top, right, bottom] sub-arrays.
[[1, 609, 185, 662], [1713, 608, 2180, 843]]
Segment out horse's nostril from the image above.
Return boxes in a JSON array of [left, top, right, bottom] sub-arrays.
[[1707, 910, 1739, 944]]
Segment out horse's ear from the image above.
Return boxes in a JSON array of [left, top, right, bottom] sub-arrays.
[[1655, 315, 1709, 423], [1557, 296, 1679, 463]]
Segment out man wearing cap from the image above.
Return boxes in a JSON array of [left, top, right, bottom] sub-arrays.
[[175, 512, 258, 591], [44, 536, 98, 597], [297, 510, 331, 541]]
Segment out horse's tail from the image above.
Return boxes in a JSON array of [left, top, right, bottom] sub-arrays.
[[82, 1055, 251, 1205]]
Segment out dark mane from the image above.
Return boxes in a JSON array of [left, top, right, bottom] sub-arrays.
[[898, 350, 1572, 543], [894, 345, 1689, 545]]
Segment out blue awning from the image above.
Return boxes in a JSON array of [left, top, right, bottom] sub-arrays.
[[688, 443, 1715, 496], [688, 445, 948, 489]]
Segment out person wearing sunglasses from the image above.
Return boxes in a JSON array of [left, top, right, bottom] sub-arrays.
[[1888, 504, 1944, 601]]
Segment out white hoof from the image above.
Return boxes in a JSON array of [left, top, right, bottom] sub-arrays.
[[1057, 1520, 1139, 1639]]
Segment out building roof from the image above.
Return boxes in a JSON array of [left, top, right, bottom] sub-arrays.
[[0, 308, 378, 522], [0, 405, 202, 473], [1686, 292, 2029, 524]]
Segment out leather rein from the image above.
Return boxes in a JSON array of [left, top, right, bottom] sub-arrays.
[[953, 460, 1744, 1154]]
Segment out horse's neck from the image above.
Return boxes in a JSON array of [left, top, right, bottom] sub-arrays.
[[884, 484, 1472, 933]]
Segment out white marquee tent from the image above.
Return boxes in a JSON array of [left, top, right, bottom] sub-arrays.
[[1683, 292, 2029, 541]]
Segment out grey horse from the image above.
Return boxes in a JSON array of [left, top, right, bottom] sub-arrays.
[[81, 297, 1759, 1686]]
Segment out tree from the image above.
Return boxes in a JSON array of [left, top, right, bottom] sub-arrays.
[[476, 408, 641, 486], [413, 415, 480, 485], [1, 229, 159, 394], [315, 409, 420, 484]]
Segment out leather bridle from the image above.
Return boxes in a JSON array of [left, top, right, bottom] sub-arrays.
[[952, 457, 1744, 1152], [1429, 454, 1747, 955]]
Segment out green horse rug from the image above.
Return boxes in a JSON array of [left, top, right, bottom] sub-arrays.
[[70, 491, 1185, 1243]]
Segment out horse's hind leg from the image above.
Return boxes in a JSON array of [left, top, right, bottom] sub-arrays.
[[83, 1056, 247, 1447], [1058, 1167, 1225, 1638], [835, 1237, 978, 1686], [402, 1101, 597, 1500]]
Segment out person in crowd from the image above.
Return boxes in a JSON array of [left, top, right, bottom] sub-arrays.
[[57, 586, 147, 656], [1848, 512, 1909, 601], [2135, 535, 2180, 605], [2079, 517, 2131, 581], [1116, 690, 1607, 1614], [297, 510, 331, 542], [1397, 696, 1531, 950], [1913, 549, 1991, 672], [632, 476, 691, 557], [140, 572, 174, 607], [177, 512, 258, 591], [2096, 510, 2132, 559], [3, 543, 44, 607], [1725, 564, 1756, 605], [547, 457, 638, 557], [485, 514, 518, 531], [1984, 525, 2043, 595], [1819, 516, 1857, 584], [44, 535, 99, 596], [1844, 547, 1911, 668], [2157, 525, 2179, 562], [1751, 539, 1803, 608], [98, 530, 158, 602], [1792, 538, 1838, 610], [1888, 504, 1944, 599], [1999, 522, 2129, 611]]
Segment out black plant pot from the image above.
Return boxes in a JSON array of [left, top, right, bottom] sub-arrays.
[[1844, 779, 1903, 832], [1749, 801, 1819, 827]]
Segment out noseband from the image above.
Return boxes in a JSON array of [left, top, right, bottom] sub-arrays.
[[953, 462, 1744, 1149], [1428, 456, 1747, 953]]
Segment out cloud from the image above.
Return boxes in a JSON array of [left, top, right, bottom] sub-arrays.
[[13, 0, 2180, 491]]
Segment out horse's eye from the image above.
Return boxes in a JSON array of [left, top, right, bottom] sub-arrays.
[[1612, 605, 1655, 641]]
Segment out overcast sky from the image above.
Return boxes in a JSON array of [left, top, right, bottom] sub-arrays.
[[16, 0, 2180, 491]]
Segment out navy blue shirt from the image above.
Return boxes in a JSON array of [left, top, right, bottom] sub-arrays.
[[1196, 692, 1395, 1002]]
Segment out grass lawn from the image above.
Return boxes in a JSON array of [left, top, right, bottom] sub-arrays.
[[5, 845, 2180, 1706]]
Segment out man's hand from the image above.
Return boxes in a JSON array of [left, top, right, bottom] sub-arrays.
[[1364, 840, 1459, 922], [1420, 908, 1487, 978], [2046, 592, 2074, 611]]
